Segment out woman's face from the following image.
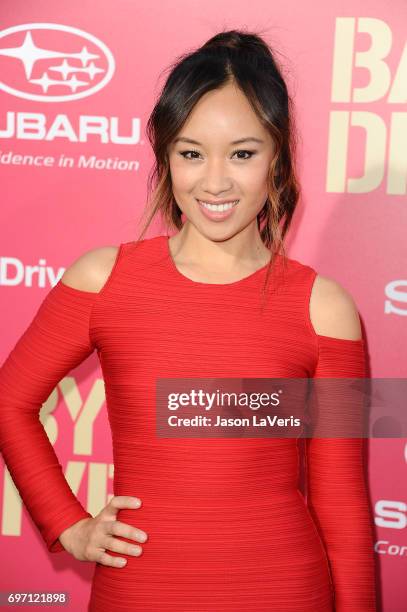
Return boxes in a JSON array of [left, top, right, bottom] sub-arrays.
[[167, 81, 275, 242]]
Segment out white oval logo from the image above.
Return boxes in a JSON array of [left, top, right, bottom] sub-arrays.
[[0, 23, 115, 102]]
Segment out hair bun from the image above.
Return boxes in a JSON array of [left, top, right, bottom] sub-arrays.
[[202, 30, 272, 59]]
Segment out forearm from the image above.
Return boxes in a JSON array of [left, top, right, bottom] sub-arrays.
[[0, 281, 97, 552], [307, 437, 377, 611], [0, 401, 93, 552]]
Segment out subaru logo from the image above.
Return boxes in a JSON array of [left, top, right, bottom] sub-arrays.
[[0, 23, 115, 102]]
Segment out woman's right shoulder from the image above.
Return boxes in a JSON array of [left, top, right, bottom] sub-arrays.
[[60, 245, 120, 293]]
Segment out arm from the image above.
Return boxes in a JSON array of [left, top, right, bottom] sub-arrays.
[[0, 246, 118, 553], [306, 275, 377, 611]]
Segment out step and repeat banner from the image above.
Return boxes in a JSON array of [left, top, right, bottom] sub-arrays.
[[0, 1, 406, 610]]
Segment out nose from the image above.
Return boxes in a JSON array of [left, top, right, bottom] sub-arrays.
[[201, 158, 233, 195]]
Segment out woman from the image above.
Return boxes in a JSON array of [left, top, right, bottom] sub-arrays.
[[0, 30, 377, 611]]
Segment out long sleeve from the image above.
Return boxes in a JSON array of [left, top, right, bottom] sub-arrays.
[[0, 280, 99, 553], [306, 335, 377, 611]]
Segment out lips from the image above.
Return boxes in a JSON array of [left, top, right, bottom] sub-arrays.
[[197, 198, 239, 206], [196, 198, 239, 221]]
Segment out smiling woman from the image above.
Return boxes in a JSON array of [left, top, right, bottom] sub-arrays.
[[137, 30, 301, 295], [0, 28, 377, 612], [167, 84, 275, 238]]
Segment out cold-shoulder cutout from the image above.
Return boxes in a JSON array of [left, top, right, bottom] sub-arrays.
[[308, 272, 364, 342], [58, 245, 121, 294]]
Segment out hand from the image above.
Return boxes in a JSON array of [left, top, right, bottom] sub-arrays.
[[58, 496, 148, 567]]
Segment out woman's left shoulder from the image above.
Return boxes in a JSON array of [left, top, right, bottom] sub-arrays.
[[309, 273, 363, 341]]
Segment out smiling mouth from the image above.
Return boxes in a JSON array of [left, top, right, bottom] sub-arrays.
[[196, 199, 239, 212]]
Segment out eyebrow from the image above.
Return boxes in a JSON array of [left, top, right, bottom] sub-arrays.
[[173, 136, 265, 146]]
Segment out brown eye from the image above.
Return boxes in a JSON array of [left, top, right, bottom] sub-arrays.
[[231, 149, 256, 160], [178, 149, 256, 161], [179, 149, 201, 160]]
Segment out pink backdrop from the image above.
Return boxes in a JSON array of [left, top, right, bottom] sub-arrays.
[[1, 1, 406, 610]]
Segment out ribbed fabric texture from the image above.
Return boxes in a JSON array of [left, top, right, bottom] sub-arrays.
[[0, 281, 95, 553], [0, 235, 376, 611]]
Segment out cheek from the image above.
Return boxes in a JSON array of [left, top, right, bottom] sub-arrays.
[[237, 161, 270, 194], [169, 160, 197, 192]]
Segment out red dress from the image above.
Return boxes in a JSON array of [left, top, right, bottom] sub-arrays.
[[0, 235, 376, 611]]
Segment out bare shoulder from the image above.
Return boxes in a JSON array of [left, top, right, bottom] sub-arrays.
[[60, 246, 120, 293], [309, 274, 363, 340]]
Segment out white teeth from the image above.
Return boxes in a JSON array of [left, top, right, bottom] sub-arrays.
[[199, 200, 239, 212]]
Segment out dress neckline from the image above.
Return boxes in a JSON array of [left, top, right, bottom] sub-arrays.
[[161, 234, 275, 288]]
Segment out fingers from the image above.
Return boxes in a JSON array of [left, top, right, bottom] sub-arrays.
[[93, 549, 131, 568], [108, 495, 142, 511], [100, 496, 142, 523], [84, 496, 147, 568], [107, 519, 148, 544], [91, 521, 147, 568], [103, 533, 143, 557]]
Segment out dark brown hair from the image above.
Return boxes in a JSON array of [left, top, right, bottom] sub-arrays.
[[136, 28, 300, 304]]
